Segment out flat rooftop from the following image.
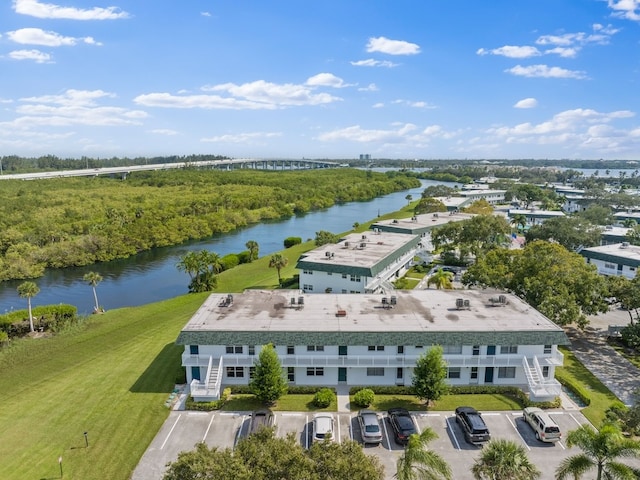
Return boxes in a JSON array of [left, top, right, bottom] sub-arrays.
[[181, 289, 562, 334], [508, 209, 565, 217], [371, 212, 475, 232], [581, 243, 640, 261], [297, 231, 419, 269]]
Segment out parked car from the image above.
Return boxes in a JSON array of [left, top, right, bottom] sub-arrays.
[[387, 407, 417, 445], [312, 413, 335, 443], [249, 409, 275, 435], [357, 410, 383, 445], [455, 406, 491, 445], [523, 407, 562, 442]]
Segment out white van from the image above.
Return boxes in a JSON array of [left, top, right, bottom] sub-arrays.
[[523, 407, 562, 443]]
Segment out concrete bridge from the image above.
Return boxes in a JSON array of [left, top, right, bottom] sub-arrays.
[[0, 158, 342, 180]]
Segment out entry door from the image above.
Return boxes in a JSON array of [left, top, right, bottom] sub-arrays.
[[191, 366, 201, 381], [339, 346, 347, 355], [484, 367, 494, 383], [487, 345, 496, 355], [338, 367, 347, 382]]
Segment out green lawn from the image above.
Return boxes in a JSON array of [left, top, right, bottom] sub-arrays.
[[222, 394, 337, 412], [356, 393, 522, 412], [0, 293, 208, 480]]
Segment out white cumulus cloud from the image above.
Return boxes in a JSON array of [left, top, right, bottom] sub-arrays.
[[366, 36, 420, 55], [13, 0, 130, 19], [350, 58, 399, 67], [305, 73, 350, 88], [7, 28, 101, 46], [608, 0, 640, 21], [8, 49, 52, 63], [477, 45, 541, 58], [514, 98, 538, 109], [506, 64, 587, 79], [201, 132, 282, 143]]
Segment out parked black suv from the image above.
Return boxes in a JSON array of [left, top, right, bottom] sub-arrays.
[[455, 406, 490, 445]]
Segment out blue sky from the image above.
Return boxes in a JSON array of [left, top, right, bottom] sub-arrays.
[[1, 0, 640, 160]]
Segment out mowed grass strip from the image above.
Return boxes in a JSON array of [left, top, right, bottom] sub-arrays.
[[0, 292, 208, 480]]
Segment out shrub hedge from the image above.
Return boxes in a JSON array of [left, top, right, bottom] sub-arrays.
[[0, 304, 78, 338], [185, 387, 232, 411], [313, 388, 335, 408], [555, 371, 592, 406]]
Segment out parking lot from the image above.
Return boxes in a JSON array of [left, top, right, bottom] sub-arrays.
[[132, 408, 603, 479]]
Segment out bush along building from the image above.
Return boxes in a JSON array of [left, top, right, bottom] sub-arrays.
[[177, 289, 568, 403]]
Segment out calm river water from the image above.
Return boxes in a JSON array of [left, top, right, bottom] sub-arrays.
[[0, 178, 450, 314]]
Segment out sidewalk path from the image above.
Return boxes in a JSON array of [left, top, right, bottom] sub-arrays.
[[566, 319, 640, 407], [336, 384, 351, 412]]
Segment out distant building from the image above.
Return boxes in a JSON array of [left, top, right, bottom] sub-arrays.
[[178, 289, 567, 403], [580, 243, 640, 279], [507, 209, 565, 227], [296, 231, 422, 294], [601, 226, 632, 245], [359, 154, 371, 160], [614, 211, 640, 226]]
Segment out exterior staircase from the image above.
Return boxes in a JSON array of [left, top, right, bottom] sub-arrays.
[[522, 356, 562, 401]]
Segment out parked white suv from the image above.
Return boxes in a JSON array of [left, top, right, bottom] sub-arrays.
[[523, 407, 561, 443]]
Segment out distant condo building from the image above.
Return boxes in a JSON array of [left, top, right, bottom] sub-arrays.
[[580, 242, 640, 279]]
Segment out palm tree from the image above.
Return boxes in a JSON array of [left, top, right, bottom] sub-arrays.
[[555, 423, 640, 480], [427, 268, 454, 290], [17, 281, 40, 333], [472, 439, 540, 480], [245, 240, 259, 262], [176, 251, 200, 283], [510, 214, 527, 233], [268, 253, 289, 286], [83, 271, 103, 312], [395, 428, 452, 480], [406, 194, 413, 205]]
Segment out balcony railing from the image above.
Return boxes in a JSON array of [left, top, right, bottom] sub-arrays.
[[184, 351, 564, 369]]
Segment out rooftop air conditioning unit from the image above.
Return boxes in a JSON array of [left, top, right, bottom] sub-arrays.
[[362, 235, 367, 240], [621, 242, 630, 248], [298, 296, 304, 305], [455, 298, 464, 309], [390, 296, 397, 305], [360, 243, 366, 248], [291, 297, 296, 305], [344, 241, 350, 247], [463, 299, 470, 308], [382, 297, 388, 305], [325, 251, 331, 257]]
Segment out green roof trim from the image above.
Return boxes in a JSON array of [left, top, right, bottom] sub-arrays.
[[581, 250, 640, 268], [177, 329, 569, 347]]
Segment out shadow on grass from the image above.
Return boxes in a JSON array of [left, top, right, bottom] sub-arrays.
[[130, 343, 183, 393], [370, 396, 429, 412]]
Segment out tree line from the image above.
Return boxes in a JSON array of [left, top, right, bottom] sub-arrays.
[[0, 169, 419, 282]]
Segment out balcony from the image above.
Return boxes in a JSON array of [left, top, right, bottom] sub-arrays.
[[186, 351, 564, 369]]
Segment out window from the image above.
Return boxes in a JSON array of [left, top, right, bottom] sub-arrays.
[[605, 262, 616, 269], [303, 269, 313, 275], [397, 346, 405, 354], [248, 345, 255, 356], [498, 367, 516, 378], [342, 273, 348, 279], [287, 346, 295, 355], [500, 345, 518, 354], [287, 367, 295, 382], [396, 367, 403, 379], [544, 345, 552, 354], [307, 367, 324, 376], [542, 366, 550, 378], [226, 345, 243, 354], [367, 367, 384, 376], [189, 345, 199, 355], [447, 367, 461, 379], [472, 345, 480, 356], [350, 275, 361, 282], [327, 272, 332, 276], [470, 367, 478, 379], [303, 284, 313, 291], [367, 346, 385, 351], [443, 345, 462, 354], [341, 289, 348, 294], [249, 367, 256, 379], [415, 345, 423, 349], [307, 345, 324, 352], [226, 367, 244, 378]]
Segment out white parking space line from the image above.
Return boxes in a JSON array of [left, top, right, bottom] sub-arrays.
[[381, 415, 391, 449], [481, 412, 501, 416], [202, 414, 215, 442], [348, 415, 353, 441], [445, 417, 461, 450], [412, 413, 421, 434], [160, 414, 182, 450], [506, 414, 530, 450], [233, 414, 248, 448], [305, 415, 309, 450], [418, 413, 441, 417], [569, 413, 584, 427], [336, 414, 341, 444], [281, 413, 303, 416], [557, 440, 566, 450]]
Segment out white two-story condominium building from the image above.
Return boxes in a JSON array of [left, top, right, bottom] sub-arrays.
[[580, 242, 640, 279], [177, 289, 568, 403], [296, 231, 422, 294]]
